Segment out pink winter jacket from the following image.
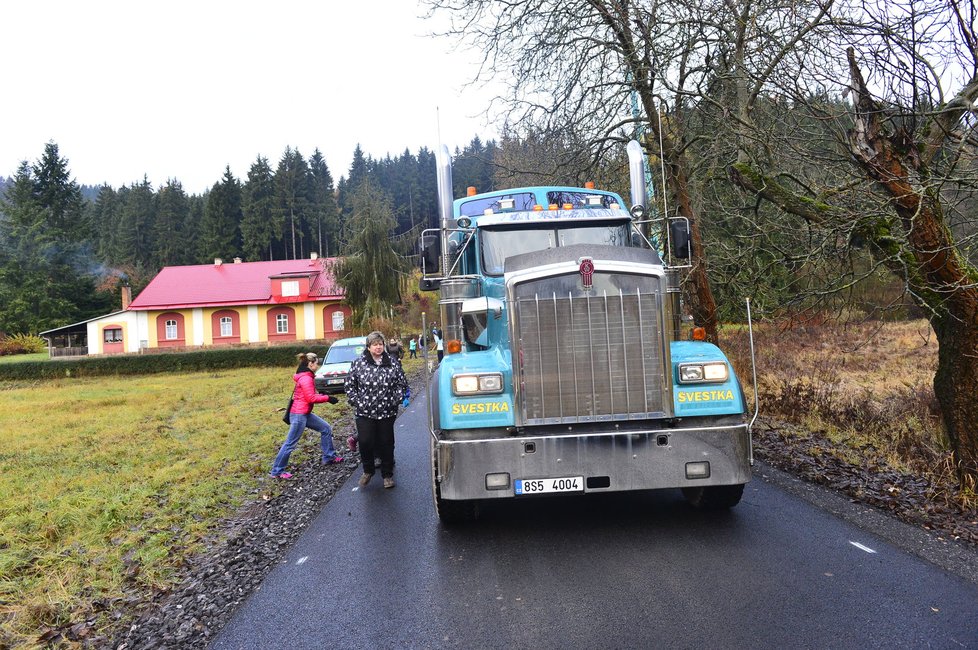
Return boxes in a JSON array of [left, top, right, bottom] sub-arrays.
[[290, 370, 336, 414]]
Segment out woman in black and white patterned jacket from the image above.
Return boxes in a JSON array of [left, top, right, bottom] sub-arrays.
[[346, 331, 410, 489]]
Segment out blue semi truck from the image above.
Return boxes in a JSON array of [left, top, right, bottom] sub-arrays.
[[419, 140, 752, 522]]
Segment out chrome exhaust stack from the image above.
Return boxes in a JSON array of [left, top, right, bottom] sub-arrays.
[[626, 140, 648, 211], [435, 144, 455, 277]]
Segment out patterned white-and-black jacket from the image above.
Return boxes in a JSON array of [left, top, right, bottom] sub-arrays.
[[346, 349, 409, 419]]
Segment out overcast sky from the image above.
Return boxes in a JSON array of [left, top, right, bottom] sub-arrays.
[[0, 0, 500, 195]]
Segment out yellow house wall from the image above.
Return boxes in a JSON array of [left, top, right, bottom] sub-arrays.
[[256, 304, 302, 340], [138, 303, 333, 347], [313, 302, 326, 339], [97, 323, 127, 355], [201, 307, 249, 345], [145, 309, 195, 348]]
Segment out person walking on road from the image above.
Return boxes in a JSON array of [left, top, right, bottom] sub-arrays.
[[271, 352, 342, 479], [346, 331, 409, 489], [433, 329, 444, 363], [388, 337, 403, 360]]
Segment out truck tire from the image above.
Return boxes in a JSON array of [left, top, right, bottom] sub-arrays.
[[682, 484, 745, 510], [431, 436, 479, 524]]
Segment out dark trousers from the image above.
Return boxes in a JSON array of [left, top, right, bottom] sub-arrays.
[[356, 415, 396, 478]]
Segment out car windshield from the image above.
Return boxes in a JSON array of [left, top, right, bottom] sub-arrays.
[[323, 344, 362, 365], [481, 223, 630, 275]]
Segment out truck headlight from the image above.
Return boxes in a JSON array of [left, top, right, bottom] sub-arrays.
[[452, 372, 504, 395], [678, 362, 729, 384]]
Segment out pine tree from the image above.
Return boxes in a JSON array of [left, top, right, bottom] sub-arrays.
[[338, 144, 369, 218], [241, 156, 279, 261], [32, 142, 89, 242], [91, 184, 120, 262], [273, 148, 313, 259], [334, 182, 407, 326], [199, 167, 242, 262], [154, 179, 190, 266], [308, 148, 341, 257], [0, 151, 113, 333], [185, 195, 205, 263], [116, 177, 156, 269]]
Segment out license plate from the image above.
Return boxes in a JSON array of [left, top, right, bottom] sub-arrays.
[[514, 476, 584, 495], [326, 378, 344, 385]]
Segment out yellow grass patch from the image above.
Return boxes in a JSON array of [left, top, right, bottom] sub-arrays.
[[0, 364, 345, 647], [724, 318, 947, 473]]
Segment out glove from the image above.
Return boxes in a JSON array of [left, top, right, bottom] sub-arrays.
[[402, 397, 410, 408], [326, 395, 339, 405]]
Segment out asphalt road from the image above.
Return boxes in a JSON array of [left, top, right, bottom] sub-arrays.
[[211, 392, 978, 650]]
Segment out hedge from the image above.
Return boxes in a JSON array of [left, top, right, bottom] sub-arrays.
[[0, 344, 330, 381]]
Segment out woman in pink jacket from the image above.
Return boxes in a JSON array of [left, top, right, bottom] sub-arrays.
[[270, 352, 343, 479]]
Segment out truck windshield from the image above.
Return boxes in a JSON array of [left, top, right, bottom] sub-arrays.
[[481, 223, 630, 275]]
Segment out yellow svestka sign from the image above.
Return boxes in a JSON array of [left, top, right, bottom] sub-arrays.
[[451, 401, 511, 415], [677, 389, 735, 403]]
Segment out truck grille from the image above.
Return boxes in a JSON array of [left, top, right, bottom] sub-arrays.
[[514, 273, 666, 425]]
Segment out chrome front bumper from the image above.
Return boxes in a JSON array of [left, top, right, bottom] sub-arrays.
[[435, 424, 751, 501]]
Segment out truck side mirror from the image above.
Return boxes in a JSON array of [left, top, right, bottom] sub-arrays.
[[419, 234, 441, 273], [669, 219, 691, 260]]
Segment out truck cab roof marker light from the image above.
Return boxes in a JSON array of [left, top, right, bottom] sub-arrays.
[[533, 204, 544, 211], [692, 327, 707, 341], [585, 181, 595, 189], [467, 186, 477, 196], [446, 339, 462, 354]]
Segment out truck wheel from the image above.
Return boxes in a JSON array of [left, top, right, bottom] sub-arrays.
[[682, 484, 745, 510], [431, 436, 479, 524]]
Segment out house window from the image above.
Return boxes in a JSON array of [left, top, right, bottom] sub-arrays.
[[104, 328, 123, 343], [331, 310, 345, 331], [219, 316, 233, 337], [276, 313, 289, 334], [165, 320, 178, 340], [282, 280, 300, 297]]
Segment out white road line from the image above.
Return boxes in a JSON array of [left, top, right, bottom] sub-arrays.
[[296, 556, 308, 565], [849, 541, 877, 554]]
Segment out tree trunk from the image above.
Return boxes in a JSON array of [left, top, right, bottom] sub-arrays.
[[845, 47, 978, 485], [671, 163, 719, 344], [933, 316, 978, 484]]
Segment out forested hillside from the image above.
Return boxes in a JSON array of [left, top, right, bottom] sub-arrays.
[[0, 138, 497, 335]]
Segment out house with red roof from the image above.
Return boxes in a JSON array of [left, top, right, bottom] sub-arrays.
[[57, 254, 350, 355]]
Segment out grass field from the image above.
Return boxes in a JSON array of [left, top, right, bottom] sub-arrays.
[[0, 363, 348, 647], [723, 318, 955, 482], [0, 353, 47, 365]]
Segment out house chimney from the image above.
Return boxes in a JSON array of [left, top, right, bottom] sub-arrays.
[[234, 257, 242, 264], [214, 258, 223, 266], [310, 252, 319, 260], [122, 285, 132, 310]]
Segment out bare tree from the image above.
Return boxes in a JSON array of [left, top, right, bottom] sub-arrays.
[[725, 0, 978, 484], [423, 0, 737, 341]]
